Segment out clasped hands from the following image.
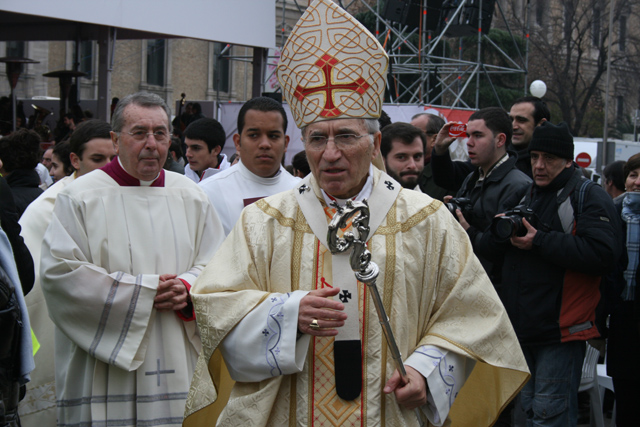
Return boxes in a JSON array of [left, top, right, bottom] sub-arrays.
[[297, 287, 427, 409], [154, 274, 190, 311]]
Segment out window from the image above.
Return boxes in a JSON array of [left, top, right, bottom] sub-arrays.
[[147, 39, 166, 87], [79, 40, 94, 79], [6, 41, 25, 57], [536, 0, 547, 26], [213, 42, 230, 93], [564, 2, 574, 40], [617, 96, 624, 125], [592, 6, 601, 46], [619, 16, 627, 51]]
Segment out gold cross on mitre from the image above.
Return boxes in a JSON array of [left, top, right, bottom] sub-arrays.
[[277, 0, 389, 128]]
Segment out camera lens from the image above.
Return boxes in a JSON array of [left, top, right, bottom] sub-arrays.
[[446, 203, 456, 215], [492, 217, 517, 241]]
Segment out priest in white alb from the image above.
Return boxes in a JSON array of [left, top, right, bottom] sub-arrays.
[[199, 96, 300, 236], [40, 92, 224, 426], [184, 1, 529, 426], [18, 119, 116, 426]]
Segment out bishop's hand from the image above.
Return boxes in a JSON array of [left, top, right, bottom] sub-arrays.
[[298, 287, 347, 336], [383, 366, 428, 410]]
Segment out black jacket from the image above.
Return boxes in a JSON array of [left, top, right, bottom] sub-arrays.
[[430, 144, 533, 192], [513, 145, 532, 178], [456, 152, 532, 282], [0, 176, 34, 294], [417, 162, 452, 202], [430, 149, 474, 193], [605, 194, 640, 379], [484, 166, 620, 346], [5, 169, 43, 217]]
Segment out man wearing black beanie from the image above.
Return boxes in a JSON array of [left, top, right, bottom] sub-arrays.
[[482, 121, 621, 426]]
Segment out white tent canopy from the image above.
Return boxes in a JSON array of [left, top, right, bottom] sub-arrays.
[[0, 0, 275, 48], [0, 0, 276, 121]]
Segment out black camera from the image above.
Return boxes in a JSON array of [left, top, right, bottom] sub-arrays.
[[445, 197, 474, 221], [491, 205, 537, 242]]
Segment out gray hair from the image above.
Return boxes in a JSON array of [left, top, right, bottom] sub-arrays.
[[363, 118, 380, 134], [301, 118, 379, 145], [411, 112, 445, 135], [424, 114, 445, 135], [111, 92, 171, 132]]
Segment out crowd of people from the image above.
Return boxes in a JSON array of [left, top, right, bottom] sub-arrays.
[[0, 1, 638, 426]]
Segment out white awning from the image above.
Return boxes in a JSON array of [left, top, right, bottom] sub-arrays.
[[0, 0, 275, 48]]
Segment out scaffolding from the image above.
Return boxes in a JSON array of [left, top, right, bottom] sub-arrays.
[[259, 0, 531, 110]]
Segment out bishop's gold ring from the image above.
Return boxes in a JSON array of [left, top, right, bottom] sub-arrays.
[[309, 319, 320, 330]]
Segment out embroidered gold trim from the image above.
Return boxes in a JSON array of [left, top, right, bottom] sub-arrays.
[[291, 209, 307, 292], [256, 199, 313, 233], [376, 201, 439, 235], [380, 204, 398, 426], [289, 374, 297, 427], [308, 239, 319, 425]]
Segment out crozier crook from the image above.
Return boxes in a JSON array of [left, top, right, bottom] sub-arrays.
[[327, 200, 376, 278]]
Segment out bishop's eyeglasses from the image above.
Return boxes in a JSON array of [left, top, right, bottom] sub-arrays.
[[305, 133, 371, 151]]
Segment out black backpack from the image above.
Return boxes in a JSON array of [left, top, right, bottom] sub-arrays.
[[0, 263, 22, 425]]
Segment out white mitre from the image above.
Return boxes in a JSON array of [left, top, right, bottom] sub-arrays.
[[277, 0, 389, 128]]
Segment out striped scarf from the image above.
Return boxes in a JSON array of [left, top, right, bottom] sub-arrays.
[[621, 192, 640, 301]]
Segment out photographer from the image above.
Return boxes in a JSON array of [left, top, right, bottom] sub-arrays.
[[437, 107, 531, 284], [483, 122, 621, 426]]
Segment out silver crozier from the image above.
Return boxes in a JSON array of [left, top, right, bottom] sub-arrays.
[[327, 200, 423, 425]]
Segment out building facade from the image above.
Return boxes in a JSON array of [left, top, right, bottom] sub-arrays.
[[1, 0, 638, 139], [0, 0, 305, 117]]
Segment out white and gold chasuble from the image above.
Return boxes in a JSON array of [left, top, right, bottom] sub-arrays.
[[40, 169, 224, 426], [312, 232, 368, 424], [185, 168, 529, 427]]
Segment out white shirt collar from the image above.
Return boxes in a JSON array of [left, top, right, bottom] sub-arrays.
[[118, 156, 160, 186]]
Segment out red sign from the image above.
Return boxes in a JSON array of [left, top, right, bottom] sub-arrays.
[[420, 106, 474, 123], [448, 123, 467, 138], [575, 152, 592, 168]]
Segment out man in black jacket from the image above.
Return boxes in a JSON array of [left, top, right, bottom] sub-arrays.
[[509, 96, 550, 177], [440, 107, 531, 284], [431, 97, 550, 191], [483, 122, 620, 427], [0, 129, 43, 216]]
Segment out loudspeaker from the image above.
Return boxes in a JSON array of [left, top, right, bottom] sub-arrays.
[[262, 92, 283, 103], [425, 1, 444, 33], [383, 0, 407, 23], [441, 0, 496, 37], [383, 0, 443, 32]]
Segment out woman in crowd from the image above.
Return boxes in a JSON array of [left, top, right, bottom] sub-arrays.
[[606, 152, 640, 426], [50, 141, 75, 182]]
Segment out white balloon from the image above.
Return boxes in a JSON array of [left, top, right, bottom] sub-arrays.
[[530, 80, 547, 98]]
